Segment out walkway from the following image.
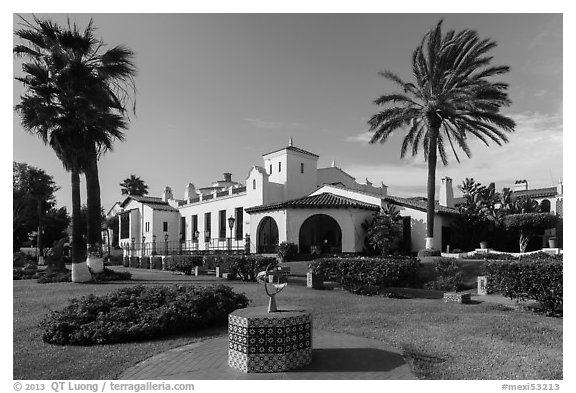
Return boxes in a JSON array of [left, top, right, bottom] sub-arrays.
[[119, 330, 417, 380]]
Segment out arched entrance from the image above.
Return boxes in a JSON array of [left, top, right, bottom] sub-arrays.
[[299, 214, 342, 254], [257, 216, 279, 253]]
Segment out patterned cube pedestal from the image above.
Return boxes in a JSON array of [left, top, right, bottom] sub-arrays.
[[228, 306, 312, 373], [443, 292, 471, 304]]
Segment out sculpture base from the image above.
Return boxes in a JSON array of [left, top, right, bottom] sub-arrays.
[[228, 306, 312, 373]]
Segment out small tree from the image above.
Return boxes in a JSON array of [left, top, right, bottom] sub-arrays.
[[363, 205, 403, 256], [503, 213, 558, 253]]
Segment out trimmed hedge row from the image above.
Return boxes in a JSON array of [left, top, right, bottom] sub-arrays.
[[203, 255, 277, 282], [164, 255, 204, 275], [485, 260, 562, 315], [309, 257, 421, 295], [41, 284, 249, 345]]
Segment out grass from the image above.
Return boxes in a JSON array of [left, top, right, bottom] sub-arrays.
[[13, 266, 562, 380]]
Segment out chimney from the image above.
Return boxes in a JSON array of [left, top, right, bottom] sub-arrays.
[[184, 183, 196, 200], [439, 177, 454, 207], [162, 186, 173, 202], [223, 173, 232, 183], [513, 179, 528, 192], [557, 179, 563, 196], [380, 181, 388, 196]]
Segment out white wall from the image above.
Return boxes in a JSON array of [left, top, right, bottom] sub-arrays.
[[312, 184, 384, 206]]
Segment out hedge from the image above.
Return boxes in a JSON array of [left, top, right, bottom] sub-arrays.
[[164, 255, 204, 275], [309, 256, 421, 295], [203, 255, 277, 282], [40, 284, 249, 345], [485, 260, 562, 315]]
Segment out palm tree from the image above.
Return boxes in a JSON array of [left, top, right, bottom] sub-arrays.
[[120, 175, 149, 197], [368, 20, 515, 250], [14, 16, 136, 278]]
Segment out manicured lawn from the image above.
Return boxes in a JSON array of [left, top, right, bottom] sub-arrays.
[[13, 267, 562, 380]]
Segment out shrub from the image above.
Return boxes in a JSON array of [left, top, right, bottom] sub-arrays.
[[129, 257, 140, 268], [203, 255, 277, 281], [309, 256, 421, 294], [277, 242, 298, 262], [107, 254, 124, 266], [40, 284, 249, 345], [123, 256, 129, 267], [151, 256, 163, 270], [13, 263, 38, 280], [417, 249, 441, 257], [93, 268, 132, 282], [518, 251, 562, 261], [485, 260, 562, 316], [164, 255, 204, 275], [140, 256, 150, 269], [14, 252, 36, 268], [37, 269, 71, 284], [424, 258, 464, 292]]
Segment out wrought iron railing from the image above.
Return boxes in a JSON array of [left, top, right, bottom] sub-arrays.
[[121, 236, 249, 256]]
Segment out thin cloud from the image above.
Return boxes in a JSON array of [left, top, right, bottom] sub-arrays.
[[343, 111, 563, 197], [243, 117, 308, 130], [345, 131, 372, 144]]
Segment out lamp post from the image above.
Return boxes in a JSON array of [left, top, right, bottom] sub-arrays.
[[164, 233, 169, 255], [228, 216, 236, 251], [141, 235, 146, 257]]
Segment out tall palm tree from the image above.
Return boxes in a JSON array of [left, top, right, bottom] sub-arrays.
[[368, 20, 515, 250], [120, 175, 149, 197], [14, 16, 136, 278]]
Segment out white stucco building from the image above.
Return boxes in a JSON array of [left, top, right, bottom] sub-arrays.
[[115, 139, 460, 255]]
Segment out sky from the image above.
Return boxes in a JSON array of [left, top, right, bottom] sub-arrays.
[[11, 12, 563, 214]]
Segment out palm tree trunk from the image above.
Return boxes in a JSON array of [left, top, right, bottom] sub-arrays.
[[85, 145, 104, 273], [425, 125, 439, 249], [37, 199, 44, 265], [71, 169, 92, 282]]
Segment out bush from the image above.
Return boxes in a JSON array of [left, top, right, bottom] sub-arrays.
[[37, 269, 71, 284], [40, 284, 249, 345], [424, 258, 464, 292], [151, 256, 163, 270], [485, 260, 562, 316], [417, 249, 441, 257], [13, 263, 38, 280], [518, 251, 562, 261], [164, 255, 204, 275], [309, 256, 421, 294], [93, 268, 132, 282], [129, 257, 140, 268], [204, 255, 277, 282], [123, 256, 129, 267], [277, 242, 298, 262], [14, 252, 36, 268], [140, 256, 150, 269]]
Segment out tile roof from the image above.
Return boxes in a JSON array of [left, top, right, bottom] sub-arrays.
[[383, 195, 460, 216], [245, 192, 380, 213], [262, 146, 319, 158], [511, 187, 557, 199], [120, 196, 179, 212]]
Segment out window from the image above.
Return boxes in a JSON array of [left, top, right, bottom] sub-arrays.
[[120, 214, 129, 239], [278, 162, 281, 172], [269, 164, 272, 174], [204, 212, 211, 241], [219, 210, 227, 239], [145, 221, 150, 232], [301, 163, 304, 173], [180, 217, 186, 241], [163, 221, 168, 232], [253, 179, 256, 190], [192, 215, 198, 239], [235, 207, 244, 240]]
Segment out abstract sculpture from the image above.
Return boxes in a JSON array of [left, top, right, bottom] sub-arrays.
[[256, 264, 288, 312]]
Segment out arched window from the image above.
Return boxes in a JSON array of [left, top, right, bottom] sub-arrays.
[[540, 199, 551, 213]]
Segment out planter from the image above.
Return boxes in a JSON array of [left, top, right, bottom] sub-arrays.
[[306, 272, 324, 289], [548, 238, 557, 248], [443, 292, 471, 304], [479, 241, 488, 249]]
